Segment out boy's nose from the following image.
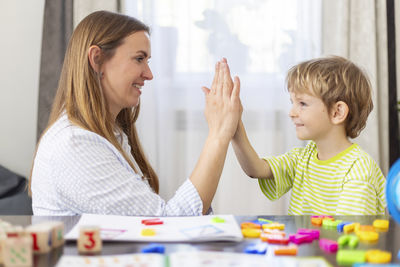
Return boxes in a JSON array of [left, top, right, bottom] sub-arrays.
[[289, 106, 297, 118]]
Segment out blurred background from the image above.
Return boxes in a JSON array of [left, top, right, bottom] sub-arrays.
[[0, 0, 397, 214]]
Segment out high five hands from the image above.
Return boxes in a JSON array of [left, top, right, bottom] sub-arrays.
[[202, 58, 242, 144]]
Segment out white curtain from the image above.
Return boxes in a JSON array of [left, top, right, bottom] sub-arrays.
[[122, 0, 321, 215], [322, 0, 389, 174], [73, 0, 119, 26]]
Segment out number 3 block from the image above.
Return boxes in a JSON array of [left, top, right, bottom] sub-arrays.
[[78, 226, 102, 254]]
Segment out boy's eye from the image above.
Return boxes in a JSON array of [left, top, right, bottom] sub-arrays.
[[299, 101, 307, 106]]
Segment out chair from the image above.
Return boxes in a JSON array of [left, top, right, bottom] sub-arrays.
[[0, 165, 33, 215]]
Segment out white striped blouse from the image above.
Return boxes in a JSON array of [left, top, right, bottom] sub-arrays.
[[259, 141, 387, 215], [31, 114, 204, 216]]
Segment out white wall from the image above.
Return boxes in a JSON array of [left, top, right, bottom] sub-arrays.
[[0, 1, 45, 177]]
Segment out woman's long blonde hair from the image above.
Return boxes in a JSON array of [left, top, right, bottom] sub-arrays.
[[29, 10, 159, 193]]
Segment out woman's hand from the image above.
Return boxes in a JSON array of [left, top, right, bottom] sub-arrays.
[[202, 58, 241, 143]]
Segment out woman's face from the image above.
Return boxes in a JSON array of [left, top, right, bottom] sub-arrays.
[[100, 31, 153, 119]]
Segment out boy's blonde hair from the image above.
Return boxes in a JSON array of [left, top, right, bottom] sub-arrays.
[[286, 56, 373, 139]]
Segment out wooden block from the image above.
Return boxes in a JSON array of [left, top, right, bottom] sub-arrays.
[[0, 221, 12, 231], [2, 236, 32, 267], [34, 221, 64, 248], [25, 224, 52, 254], [78, 226, 102, 254], [0, 230, 7, 265], [4, 226, 25, 238]]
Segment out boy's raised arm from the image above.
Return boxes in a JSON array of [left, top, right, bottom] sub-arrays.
[[232, 120, 273, 179]]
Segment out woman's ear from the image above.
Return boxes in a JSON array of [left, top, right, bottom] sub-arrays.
[[88, 45, 102, 73], [330, 101, 349, 124]]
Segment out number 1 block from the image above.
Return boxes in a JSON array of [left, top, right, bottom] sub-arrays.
[[25, 224, 53, 254]]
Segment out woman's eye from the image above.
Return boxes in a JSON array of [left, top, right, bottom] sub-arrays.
[[135, 57, 144, 63]]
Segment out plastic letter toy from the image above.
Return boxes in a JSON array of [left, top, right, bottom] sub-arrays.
[[319, 238, 338, 253], [262, 229, 286, 237], [323, 219, 342, 229], [241, 222, 261, 229], [337, 235, 350, 247], [241, 228, 261, 238], [373, 219, 389, 231], [289, 234, 313, 244], [261, 234, 289, 245], [257, 218, 274, 224], [141, 243, 165, 254], [297, 228, 320, 240], [337, 222, 352, 232], [348, 235, 359, 248], [358, 231, 379, 242], [338, 234, 359, 249], [359, 225, 375, 232], [343, 223, 355, 234], [365, 249, 391, 263], [274, 245, 298, 256], [244, 243, 268, 255], [262, 223, 285, 230], [336, 250, 366, 266], [311, 217, 323, 226]]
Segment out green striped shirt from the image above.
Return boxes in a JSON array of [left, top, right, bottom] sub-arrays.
[[259, 141, 386, 215]]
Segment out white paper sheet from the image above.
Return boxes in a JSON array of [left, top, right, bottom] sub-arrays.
[[56, 252, 333, 267], [64, 214, 243, 242]]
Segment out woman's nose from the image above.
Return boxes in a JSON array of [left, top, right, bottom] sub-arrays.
[[143, 64, 153, 80]]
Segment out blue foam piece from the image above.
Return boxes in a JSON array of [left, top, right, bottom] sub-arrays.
[[244, 243, 267, 255], [337, 222, 351, 232], [141, 243, 165, 254], [251, 219, 268, 225], [387, 159, 400, 224], [353, 264, 400, 267]]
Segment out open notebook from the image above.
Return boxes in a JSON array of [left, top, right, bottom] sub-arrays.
[[65, 214, 243, 242]]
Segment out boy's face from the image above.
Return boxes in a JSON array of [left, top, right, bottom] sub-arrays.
[[289, 92, 333, 142]]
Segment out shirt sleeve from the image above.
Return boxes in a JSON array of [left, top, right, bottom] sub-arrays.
[[258, 148, 300, 201], [52, 130, 204, 216], [336, 157, 386, 215]]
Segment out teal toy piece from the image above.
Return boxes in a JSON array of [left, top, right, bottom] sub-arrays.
[[387, 159, 400, 223]]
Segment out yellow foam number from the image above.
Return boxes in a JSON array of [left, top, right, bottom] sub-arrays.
[[141, 228, 156, 236], [366, 250, 392, 263]]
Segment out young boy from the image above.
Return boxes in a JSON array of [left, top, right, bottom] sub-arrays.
[[232, 56, 386, 215]]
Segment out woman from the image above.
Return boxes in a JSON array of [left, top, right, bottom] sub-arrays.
[[30, 11, 241, 216]]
